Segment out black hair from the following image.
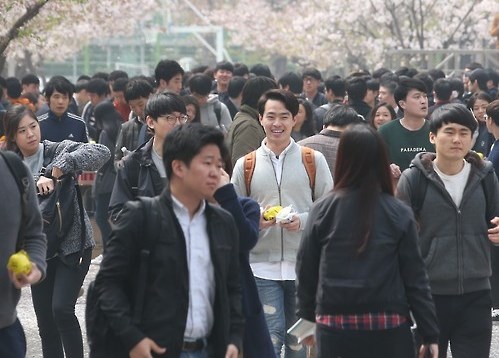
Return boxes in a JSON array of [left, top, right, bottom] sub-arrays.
[[75, 79, 89, 93], [6, 77, 22, 99], [181, 95, 201, 123], [469, 69, 489, 92], [395, 67, 418, 78], [366, 78, 379, 91], [215, 61, 234, 73], [124, 79, 154, 102], [4, 104, 38, 152], [112, 77, 129, 92], [324, 103, 364, 127], [449, 77, 464, 99], [372, 67, 392, 79], [241, 76, 278, 109], [324, 76, 346, 97], [257, 89, 299, 117], [145, 92, 186, 120], [21, 74, 40, 86], [86, 78, 110, 96], [485, 68, 499, 87], [433, 78, 452, 102], [93, 101, 122, 144], [394, 78, 427, 110], [464, 62, 483, 72], [296, 97, 316, 137], [188, 74, 212, 96], [108, 70, 129, 82], [334, 123, 393, 254], [249, 64, 273, 79], [77, 75, 91, 82], [429, 103, 477, 134], [278, 72, 303, 95], [414, 72, 434, 96], [379, 78, 398, 95], [162, 123, 228, 180], [346, 77, 367, 102], [227, 76, 247, 99], [467, 91, 493, 111], [486, 100, 499, 126], [368, 102, 396, 128], [92, 72, 109, 81], [301, 68, 322, 81], [233, 63, 249, 77], [154, 60, 184, 84], [44, 76, 74, 98], [428, 69, 446, 81]]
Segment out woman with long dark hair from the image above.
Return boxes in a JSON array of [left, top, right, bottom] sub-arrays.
[[291, 97, 316, 140], [296, 123, 439, 358], [4, 105, 110, 358]]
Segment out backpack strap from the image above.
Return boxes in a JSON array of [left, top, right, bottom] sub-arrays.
[[214, 100, 222, 127], [132, 196, 161, 324], [243, 151, 257, 196], [0, 151, 30, 251], [301, 147, 316, 200]]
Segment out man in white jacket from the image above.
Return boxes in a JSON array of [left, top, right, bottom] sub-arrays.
[[231, 89, 333, 358]]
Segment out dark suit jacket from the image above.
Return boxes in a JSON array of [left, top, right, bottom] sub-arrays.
[[92, 191, 244, 357]]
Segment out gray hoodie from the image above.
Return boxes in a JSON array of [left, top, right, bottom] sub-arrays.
[[0, 157, 47, 329], [199, 94, 232, 132], [397, 152, 499, 295]]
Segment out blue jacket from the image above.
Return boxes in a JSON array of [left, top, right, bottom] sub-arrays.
[[38, 110, 88, 143]]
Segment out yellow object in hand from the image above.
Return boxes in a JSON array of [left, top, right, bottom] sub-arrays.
[[263, 206, 283, 221], [7, 250, 32, 275]]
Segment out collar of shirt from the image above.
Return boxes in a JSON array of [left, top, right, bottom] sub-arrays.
[[261, 139, 294, 186], [171, 194, 206, 222]]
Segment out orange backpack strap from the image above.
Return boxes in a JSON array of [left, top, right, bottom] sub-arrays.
[[244, 151, 257, 196], [301, 146, 316, 200]]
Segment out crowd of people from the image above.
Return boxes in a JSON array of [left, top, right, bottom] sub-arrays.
[[0, 57, 499, 358]]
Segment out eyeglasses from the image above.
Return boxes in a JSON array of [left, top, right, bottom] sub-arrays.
[[158, 114, 189, 125]]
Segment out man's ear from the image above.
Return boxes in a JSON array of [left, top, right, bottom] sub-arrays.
[[146, 115, 155, 130], [171, 159, 185, 178], [429, 131, 436, 144], [398, 100, 406, 110], [259, 114, 263, 124]]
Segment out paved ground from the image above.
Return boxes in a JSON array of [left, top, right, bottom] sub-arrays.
[[17, 218, 499, 357]]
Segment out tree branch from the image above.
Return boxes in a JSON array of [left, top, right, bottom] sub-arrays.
[[442, 0, 479, 48]]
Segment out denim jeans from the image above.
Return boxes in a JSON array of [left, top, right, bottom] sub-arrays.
[[31, 249, 92, 358], [255, 278, 305, 358], [0, 318, 26, 358]]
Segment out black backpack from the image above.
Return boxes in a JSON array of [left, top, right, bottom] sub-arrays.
[[86, 196, 161, 356]]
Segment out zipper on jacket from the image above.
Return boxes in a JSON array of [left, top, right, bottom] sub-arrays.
[[456, 209, 464, 294], [269, 155, 285, 261]]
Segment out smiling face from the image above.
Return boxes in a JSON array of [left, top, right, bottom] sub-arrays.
[[373, 105, 393, 129], [473, 99, 489, 122], [430, 122, 473, 163], [15, 114, 40, 157], [215, 69, 232, 88], [260, 99, 296, 153], [399, 89, 428, 119]]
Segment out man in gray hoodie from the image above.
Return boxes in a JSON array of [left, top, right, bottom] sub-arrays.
[[397, 103, 499, 358], [0, 152, 46, 357]]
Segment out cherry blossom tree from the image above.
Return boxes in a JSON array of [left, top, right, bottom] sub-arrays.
[[0, 0, 157, 74], [207, 0, 499, 70]]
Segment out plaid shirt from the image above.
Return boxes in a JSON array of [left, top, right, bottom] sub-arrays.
[[316, 312, 407, 330]]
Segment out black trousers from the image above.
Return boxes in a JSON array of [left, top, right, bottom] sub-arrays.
[[31, 249, 92, 358], [491, 246, 499, 308], [0, 318, 26, 358], [316, 322, 415, 358], [433, 290, 492, 358]]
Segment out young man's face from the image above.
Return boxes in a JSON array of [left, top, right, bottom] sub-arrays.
[[302, 76, 319, 95], [430, 123, 473, 163], [378, 86, 394, 107], [215, 69, 232, 88], [399, 89, 428, 119], [128, 97, 149, 120], [175, 143, 223, 200], [48, 90, 70, 117], [259, 99, 296, 149], [88, 92, 106, 107], [164, 74, 183, 95], [147, 111, 186, 143], [112, 90, 126, 105]]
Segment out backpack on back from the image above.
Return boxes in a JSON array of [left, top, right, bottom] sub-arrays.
[[243, 146, 317, 200]]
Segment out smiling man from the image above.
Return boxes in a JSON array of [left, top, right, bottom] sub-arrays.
[[38, 76, 88, 143], [378, 78, 434, 183], [231, 89, 332, 358], [397, 103, 499, 358]]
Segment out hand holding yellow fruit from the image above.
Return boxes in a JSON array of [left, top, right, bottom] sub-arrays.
[[7, 250, 32, 276], [263, 206, 283, 221]]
